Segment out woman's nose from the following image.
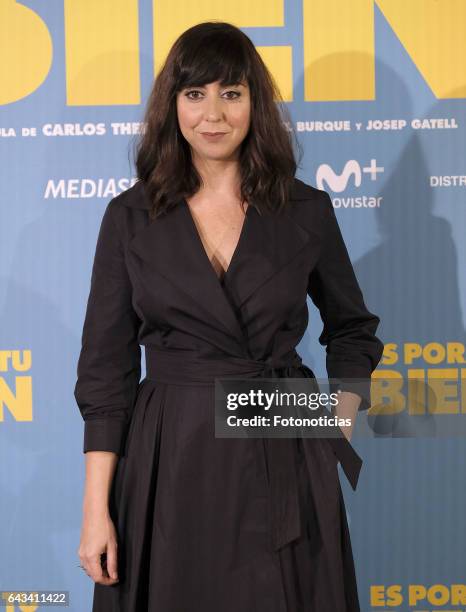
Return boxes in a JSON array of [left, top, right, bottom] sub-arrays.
[[204, 96, 224, 120]]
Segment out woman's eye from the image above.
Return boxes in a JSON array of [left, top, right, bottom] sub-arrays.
[[224, 90, 241, 99], [185, 90, 241, 100], [185, 90, 202, 100]]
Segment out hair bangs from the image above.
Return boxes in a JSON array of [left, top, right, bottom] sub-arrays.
[[175, 34, 250, 92]]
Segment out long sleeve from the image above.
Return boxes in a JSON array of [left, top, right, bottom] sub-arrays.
[[307, 191, 384, 411], [74, 199, 141, 454]]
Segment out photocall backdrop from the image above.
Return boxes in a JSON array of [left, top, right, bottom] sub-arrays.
[[1, 2, 465, 610]]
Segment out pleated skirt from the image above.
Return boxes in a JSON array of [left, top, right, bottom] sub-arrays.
[[91, 378, 357, 612]]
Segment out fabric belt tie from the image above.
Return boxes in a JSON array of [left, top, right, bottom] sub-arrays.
[[144, 346, 362, 552]]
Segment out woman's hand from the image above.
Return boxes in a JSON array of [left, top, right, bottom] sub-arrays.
[[78, 450, 120, 584], [78, 509, 119, 585], [334, 391, 361, 442]]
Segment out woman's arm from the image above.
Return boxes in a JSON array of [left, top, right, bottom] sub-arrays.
[[83, 451, 118, 514], [74, 197, 141, 582], [307, 190, 384, 434]]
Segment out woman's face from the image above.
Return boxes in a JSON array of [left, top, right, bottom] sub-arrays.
[[176, 80, 251, 163]]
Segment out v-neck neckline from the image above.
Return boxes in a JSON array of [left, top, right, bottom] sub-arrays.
[[182, 197, 252, 286]]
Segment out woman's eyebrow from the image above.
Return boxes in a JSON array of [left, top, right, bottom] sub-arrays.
[[183, 82, 247, 89]]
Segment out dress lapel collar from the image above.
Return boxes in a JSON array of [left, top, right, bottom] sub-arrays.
[[128, 200, 247, 343], [225, 202, 310, 308]]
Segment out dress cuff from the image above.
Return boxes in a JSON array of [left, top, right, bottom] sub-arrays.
[[327, 363, 375, 412], [83, 418, 127, 455]]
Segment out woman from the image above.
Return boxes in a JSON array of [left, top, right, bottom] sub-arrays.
[[75, 21, 383, 612]]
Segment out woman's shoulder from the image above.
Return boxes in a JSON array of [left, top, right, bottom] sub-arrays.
[[101, 180, 152, 241], [108, 180, 152, 211], [288, 177, 332, 229], [290, 177, 331, 207]]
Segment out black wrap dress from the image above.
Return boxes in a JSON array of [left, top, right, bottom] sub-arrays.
[[74, 177, 384, 611]]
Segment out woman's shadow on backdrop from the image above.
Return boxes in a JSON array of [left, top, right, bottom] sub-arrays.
[[355, 114, 466, 435]]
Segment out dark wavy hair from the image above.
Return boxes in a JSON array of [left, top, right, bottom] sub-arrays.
[[132, 21, 303, 220]]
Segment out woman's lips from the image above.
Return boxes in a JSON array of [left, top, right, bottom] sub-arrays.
[[200, 132, 227, 141]]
